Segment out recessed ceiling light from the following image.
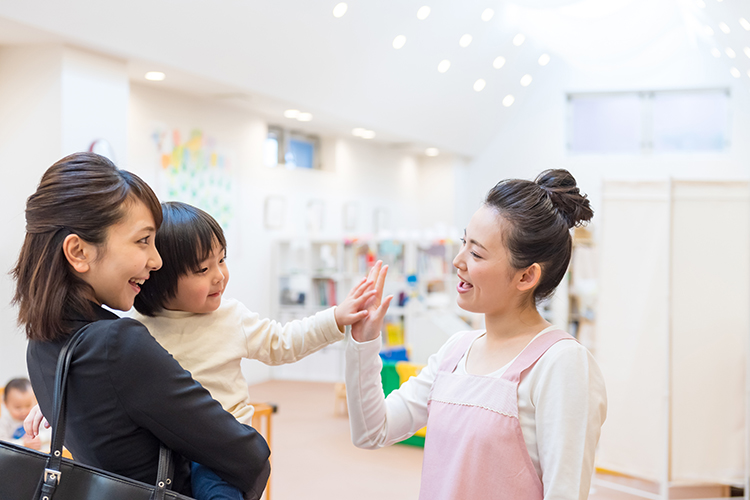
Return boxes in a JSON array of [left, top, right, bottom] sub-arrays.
[[719, 22, 731, 34], [711, 48, 721, 57], [145, 71, 165, 81], [459, 34, 473, 48], [538, 54, 551, 66], [425, 148, 440, 156], [741, 18, 750, 31], [493, 56, 506, 69], [730, 67, 741, 78], [393, 35, 407, 49], [481, 8, 494, 21], [284, 109, 299, 118], [437, 59, 451, 73], [520, 74, 532, 87], [726, 47, 736, 58], [333, 3, 348, 18], [502, 95, 515, 107], [704, 26, 715, 36], [297, 112, 313, 122], [417, 6, 431, 20], [512, 34, 525, 46], [473, 79, 486, 92], [352, 128, 366, 137], [361, 130, 376, 139], [744, 47, 750, 58]]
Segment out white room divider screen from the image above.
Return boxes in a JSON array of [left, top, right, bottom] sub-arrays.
[[596, 179, 749, 499]]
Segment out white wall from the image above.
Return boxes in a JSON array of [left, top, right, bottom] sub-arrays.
[[0, 44, 129, 385], [0, 45, 63, 384], [128, 83, 458, 383], [461, 42, 750, 228]]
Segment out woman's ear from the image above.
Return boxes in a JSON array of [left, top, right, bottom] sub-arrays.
[[517, 263, 542, 292], [62, 234, 95, 274]]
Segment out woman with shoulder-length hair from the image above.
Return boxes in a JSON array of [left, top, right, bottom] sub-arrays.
[[16, 152, 270, 498]]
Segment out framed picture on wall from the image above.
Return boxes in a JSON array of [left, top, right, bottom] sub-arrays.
[[374, 207, 390, 234], [307, 200, 325, 233], [343, 201, 359, 231], [264, 196, 286, 229]]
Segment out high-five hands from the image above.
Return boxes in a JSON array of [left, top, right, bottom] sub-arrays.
[[351, 261, 393, 343], [334, 275, 379, 330]]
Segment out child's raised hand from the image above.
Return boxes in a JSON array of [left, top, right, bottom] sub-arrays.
[[351, 262, 393, 343], [334, 275, 379, 329]]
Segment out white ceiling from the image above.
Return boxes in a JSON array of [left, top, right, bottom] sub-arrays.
[[0, 0, 747, 157]]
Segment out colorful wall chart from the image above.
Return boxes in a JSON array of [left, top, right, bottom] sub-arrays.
[[152, 128, 235, 229]]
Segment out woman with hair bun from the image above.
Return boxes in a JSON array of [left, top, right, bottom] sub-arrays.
[[346, 169, 607, 500]]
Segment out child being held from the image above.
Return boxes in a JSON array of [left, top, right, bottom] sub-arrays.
[[132, 201, 375, 499], [1, 378, 49, 452]]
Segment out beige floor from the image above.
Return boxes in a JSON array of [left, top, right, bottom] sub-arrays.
[[247, 380, 737, 500]]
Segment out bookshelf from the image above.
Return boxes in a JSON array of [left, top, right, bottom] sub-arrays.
[[270, 237, 463, 380]]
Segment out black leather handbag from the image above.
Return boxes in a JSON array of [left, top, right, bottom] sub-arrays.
[[0, 325, 194, 500]]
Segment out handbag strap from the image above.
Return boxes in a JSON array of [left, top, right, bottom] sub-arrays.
[[39, 323, 176, 500]]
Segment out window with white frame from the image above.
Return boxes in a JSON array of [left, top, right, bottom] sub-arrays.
[[567, 89, 730, 154]]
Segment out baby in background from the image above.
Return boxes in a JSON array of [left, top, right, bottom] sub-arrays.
[[131, 201, 376, 500], [1, 378, 49, 451]]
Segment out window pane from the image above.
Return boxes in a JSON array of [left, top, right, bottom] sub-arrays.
[[569, 94, 641, 153], [289, 138, 315, 169], [652, 91, 728, 152]]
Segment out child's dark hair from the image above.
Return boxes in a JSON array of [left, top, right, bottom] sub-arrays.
[[485, 169, 593, 304], [12, 153, 162, 341], [134, 202, 226, 316], [3, 378, 31, 402]]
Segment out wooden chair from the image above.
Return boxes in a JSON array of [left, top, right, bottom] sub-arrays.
[[250, 403, 277, 500], [333, 382, 347, 417]]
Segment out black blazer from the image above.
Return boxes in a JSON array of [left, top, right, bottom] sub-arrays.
[[27, 304, 270, 495]]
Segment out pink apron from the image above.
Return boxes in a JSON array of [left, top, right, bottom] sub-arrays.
[[419, 329, 575, 500]]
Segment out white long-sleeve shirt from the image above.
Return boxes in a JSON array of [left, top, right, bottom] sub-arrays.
[[135, 298, 344, 424], [346, 327, 607, 500]]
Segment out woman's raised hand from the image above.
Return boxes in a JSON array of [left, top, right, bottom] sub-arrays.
[[351, 261, 393, 343], [24, 404, 49, 439]]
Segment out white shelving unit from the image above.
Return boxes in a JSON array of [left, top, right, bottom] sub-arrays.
[[270, 238, 464, 381]]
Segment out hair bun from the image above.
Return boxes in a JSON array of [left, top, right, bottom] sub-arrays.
[[535, 169, 593, 228]]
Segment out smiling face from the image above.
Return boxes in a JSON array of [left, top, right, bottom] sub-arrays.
[[79, 199, 162, 311], [164, 239, 229, 314], [453, 205, 531, 317]]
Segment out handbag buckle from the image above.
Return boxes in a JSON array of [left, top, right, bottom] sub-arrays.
[[44, 468, 61, 485]]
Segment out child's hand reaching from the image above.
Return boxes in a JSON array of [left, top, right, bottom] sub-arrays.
[[351, 261, 393, 343], [333, 276, 379, 330]]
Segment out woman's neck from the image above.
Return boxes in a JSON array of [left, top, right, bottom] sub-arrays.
[[484, 303, 550, 342]]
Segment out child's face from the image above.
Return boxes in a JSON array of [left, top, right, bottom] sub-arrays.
[[165, 240, 229, 314], [5, 388, 36, 422], [79, 199, 162, 311]]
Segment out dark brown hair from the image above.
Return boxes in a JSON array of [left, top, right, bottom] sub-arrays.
[[485, 169, 593, 303], [133, 202, 226, 316], [12, 152, 162, 341], [3, 378, 31, 402]]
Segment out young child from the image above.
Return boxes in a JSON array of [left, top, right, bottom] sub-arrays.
[[0, 378, 49, 451], [132, 201, 376, 499]]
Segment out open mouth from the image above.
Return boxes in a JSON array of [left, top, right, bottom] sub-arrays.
[[457, 277, 474, 293], [129, 278, 146, 292]]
